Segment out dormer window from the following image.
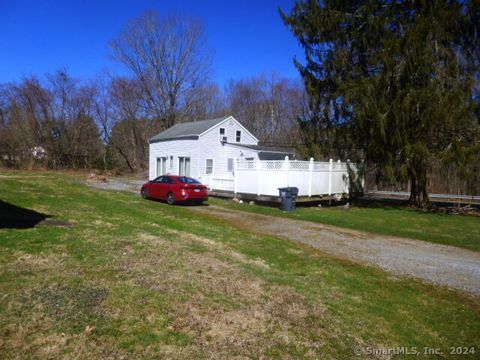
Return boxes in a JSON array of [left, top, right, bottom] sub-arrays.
[[236, 130, 241, 142]]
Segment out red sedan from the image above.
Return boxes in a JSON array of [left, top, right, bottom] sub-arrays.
[[141, 175, 208, 205]]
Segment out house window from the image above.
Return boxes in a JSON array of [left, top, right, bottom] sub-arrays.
[[156, 157, 167, 177], [219, 128, 225, 140], [178, 157, 191, 176], [205, 159, 214, 174], [236, 130, 241, 142], [169, 156, 173, 168]]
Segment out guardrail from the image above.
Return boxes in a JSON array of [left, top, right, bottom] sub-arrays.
[[365, 190, 480, 201]]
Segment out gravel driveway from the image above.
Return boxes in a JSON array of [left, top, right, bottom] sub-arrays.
[[87, 178, 145, 193], [192, 205, 480, 296]]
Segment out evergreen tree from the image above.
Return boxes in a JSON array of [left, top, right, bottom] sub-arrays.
[[282, 0, 480, 206]]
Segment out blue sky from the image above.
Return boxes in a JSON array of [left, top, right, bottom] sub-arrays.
[[0, 0, 304, 86]]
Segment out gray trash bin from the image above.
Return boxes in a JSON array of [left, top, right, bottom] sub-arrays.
[[278, 187, 299, 211]]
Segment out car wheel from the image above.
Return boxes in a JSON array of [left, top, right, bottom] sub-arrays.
[[141, 187, 149, 199], [167, 192, 175, 205]]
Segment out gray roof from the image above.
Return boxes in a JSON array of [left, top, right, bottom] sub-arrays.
[[226, 142, 296, 160], [258, 152, 294, 160], [226, 142, 295, 155], [149, 116, 230, 143]]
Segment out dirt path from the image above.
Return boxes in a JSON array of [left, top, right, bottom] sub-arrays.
[[192, 205, 480, 296]]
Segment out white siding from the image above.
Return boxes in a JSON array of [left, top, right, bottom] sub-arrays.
[[196, 133, 258, 183], [148, 139, 200, 180], [149, 138, 258, 181], [148, 116, 260, 181]]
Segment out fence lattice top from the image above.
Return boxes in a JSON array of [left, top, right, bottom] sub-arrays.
[[289, 161, 310, 170], [236, 159, 351, 172]]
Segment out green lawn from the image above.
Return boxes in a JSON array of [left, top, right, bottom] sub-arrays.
[[209, 197, 480, 251], [0, 171, 479, 359]]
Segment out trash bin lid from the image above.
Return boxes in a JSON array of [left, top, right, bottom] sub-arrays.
[[289, 187, 299, 196], [278, 187, 298, 195]]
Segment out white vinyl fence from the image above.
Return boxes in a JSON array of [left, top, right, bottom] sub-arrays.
[[204, 157, 359, 198]]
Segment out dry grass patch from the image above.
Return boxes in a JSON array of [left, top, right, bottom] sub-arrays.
[[2, 250, 85, 287], [106, 230, 332, 358], [32, 285, 108, 325], [0, 285, 117, 359], [92, 219, 115, 228], [9, 250, 66, 273], [165, 228, 270, 270], [170, 284, 328, 358]]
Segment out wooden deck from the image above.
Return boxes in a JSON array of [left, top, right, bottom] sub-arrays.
[[209, 190, 346, 204]]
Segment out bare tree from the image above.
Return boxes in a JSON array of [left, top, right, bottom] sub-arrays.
[[109, 11, 211, 128], [93, 75, 163, 173], [226, 74, 303, 144], [0, 72, 103, 169], [47, 71, 101, 168], [0, 77, 53, 169], [187, 82, 226, 120], [108, 77, 154, 172]]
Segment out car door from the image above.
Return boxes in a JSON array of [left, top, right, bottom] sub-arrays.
[[149, 176, 164, 198], [157, 176, 176, 200], [161, 176, 175, 199]]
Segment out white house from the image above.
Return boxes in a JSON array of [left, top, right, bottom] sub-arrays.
[[148, 115, 294, 181], [149, 115, 356, 199]]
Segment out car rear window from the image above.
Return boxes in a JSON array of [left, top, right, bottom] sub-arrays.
[[177, 177, 201, 184]]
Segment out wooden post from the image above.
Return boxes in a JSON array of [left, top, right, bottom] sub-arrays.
[[328, 158, 333, 195], [308, 157, 314, 197], [284, 156, 290, 187]]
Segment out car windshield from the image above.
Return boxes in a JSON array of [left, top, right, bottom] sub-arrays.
[[177, 177, 201, 184]]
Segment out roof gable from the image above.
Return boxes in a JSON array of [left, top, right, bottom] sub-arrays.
[[149, 115, 259, 144], [199, 116, 259, 143], [149, 116, 230, 143]]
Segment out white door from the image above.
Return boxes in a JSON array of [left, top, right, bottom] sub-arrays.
[[178, 157, 191, 176], [156, 157, 167, 177]]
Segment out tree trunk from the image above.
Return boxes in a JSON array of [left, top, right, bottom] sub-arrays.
[[26, 156, 35, 171], [116, 146, 135, 173], [409, 171, 430, 207]]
